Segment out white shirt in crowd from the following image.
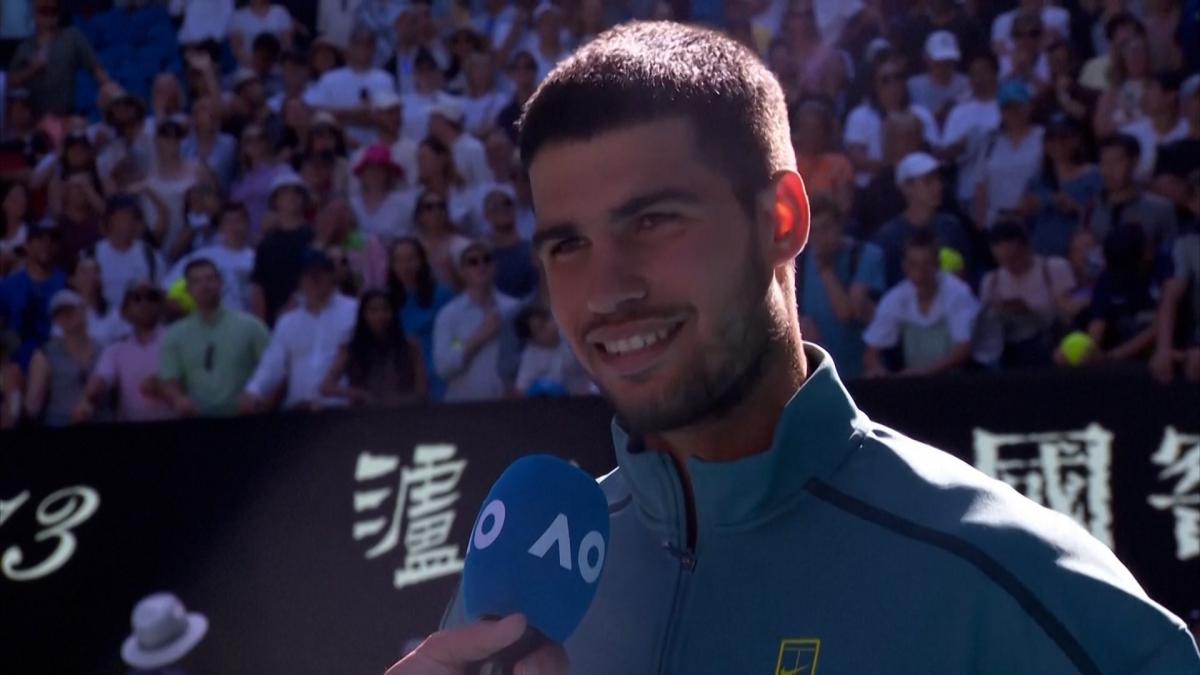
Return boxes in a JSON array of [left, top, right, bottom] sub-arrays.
[[317, 0, 360, 49], [433, 290, 519, 402], [908, 73, 970, 119], [245, 293, 358, 409], [991, 5, 1071, 53], [516, 341, 595, 396], [979, 126, 1045, 227], [400, 91, 452, 144], [304, 67, 397, 147], [863, 272, 980, 349], [940, 97, 1001, 204], [227, 4, 293, 47], [170, 0, 234, 45], [1120, 117, 1190, 183], [452, 134, 494, 188], [88, 306, 131, 348], [843, 103, 939, 186], [95, 239, 165, 310], [349, 189, 418, 245], [164, 244, 256, 311], [980, 255, 1075, 320], [461, 92, 508, 137]]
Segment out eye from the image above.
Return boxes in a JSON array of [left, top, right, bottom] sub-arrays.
[[548, 236, 588, 259], [636, 212, 679, 231]]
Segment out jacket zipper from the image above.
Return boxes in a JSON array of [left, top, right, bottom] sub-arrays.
[[656, 455, 698, 674]]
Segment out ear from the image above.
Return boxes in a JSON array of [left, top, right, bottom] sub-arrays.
[[760, 171, 809, 269]]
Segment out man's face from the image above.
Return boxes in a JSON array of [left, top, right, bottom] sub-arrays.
[[219, 211, 249, 246], [348, 35, 375, 69], [968, 58, 998, 95], [300, 268, 336, 304], [125, 285, 163, 328], [395, 11, 418, 43], [485, 192, 516, 230], [26, 234, 56, 265], [459, 245, 495, 290], [274, 186, 305, 216], [1099, 146, 1133, 192], [53, 305, 84, 334], [185, 265, 222, 308], [903, 246, 939, 291], [903, 172, 942, 210], [928, 58, 957, 81], [529, 117, 781, 435], [34, 0, 57, 30], [990, 239, 1021, 272], [108, 208, 139, 242]]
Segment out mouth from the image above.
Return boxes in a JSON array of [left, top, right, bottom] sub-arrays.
[[587, 316, 687, 378]]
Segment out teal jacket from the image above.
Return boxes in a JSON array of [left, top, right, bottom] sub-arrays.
[[445, 346, 1199, 673]]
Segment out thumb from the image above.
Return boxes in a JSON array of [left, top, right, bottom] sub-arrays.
[[421, 614, 528, 666]]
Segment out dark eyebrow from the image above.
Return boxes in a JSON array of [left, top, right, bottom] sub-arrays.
[[609, 188, 703, 223], [532, 223, 580, 254]]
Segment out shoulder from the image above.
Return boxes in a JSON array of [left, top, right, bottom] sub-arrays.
[[596, 467, 634, 515], [877, 281, 912, 308], [230, 309, 268, 332], [940, 272, 975, 299]]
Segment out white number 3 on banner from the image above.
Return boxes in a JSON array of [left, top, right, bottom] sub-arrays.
[[1, 487, 100, 582]]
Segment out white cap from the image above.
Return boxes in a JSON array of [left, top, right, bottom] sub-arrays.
[[372, 89, 402, 110], [430, 98, 465, 125], [48, 289, 84, 314], [895, 152, 941, 186], [925, 30, 961, 62]]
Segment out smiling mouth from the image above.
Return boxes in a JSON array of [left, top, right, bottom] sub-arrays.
[[588, 318, 686, 376]]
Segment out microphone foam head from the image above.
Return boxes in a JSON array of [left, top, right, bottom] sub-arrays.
[[462, 455, 610, 644]]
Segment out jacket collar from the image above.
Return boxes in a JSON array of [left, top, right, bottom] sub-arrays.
[[611, 344, 870, 542]]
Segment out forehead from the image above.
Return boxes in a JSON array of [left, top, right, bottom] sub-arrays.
[[528, 117, 734, 227]]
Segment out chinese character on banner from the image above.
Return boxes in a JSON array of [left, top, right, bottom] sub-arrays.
[[1147, 427, 1200, 562], [352, 445, 468, 590], [973, 424, 1114, 547]]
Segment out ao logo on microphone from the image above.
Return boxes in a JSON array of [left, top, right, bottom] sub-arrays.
[[471, 499, 606, 584]]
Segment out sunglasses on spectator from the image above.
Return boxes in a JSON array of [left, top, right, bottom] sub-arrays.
[[464, 254, 493, 268]]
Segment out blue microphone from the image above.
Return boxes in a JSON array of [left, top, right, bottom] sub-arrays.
[[463, 455, 610, 669]]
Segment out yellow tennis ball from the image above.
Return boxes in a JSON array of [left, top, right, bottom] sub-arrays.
[[167, 278, 196, 314], [939, 247, 965, 275], [1059, 331, 1095, 367]]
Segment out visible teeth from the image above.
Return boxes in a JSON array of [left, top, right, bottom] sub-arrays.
[[602, 327, 673, 355]]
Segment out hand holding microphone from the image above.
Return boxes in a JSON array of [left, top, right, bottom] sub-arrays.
[[385, 456, 610, 675]]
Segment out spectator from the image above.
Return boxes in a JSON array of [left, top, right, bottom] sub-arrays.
[[249, 172, 314, 324], [796, 194, 885, 380], [0, 220, 66, 370], [51, 171, 105, 272], [875, 152, 974, 288], [150, 73, 188, 125], [242, 249, 358, 411], [525, 3, 571, 83], [473, 0, 523, 51], [320, 288, 426, 406], [230, 123, 285, 235], [444, 27, 487, 97], [354, 0, 407, 68], [1092, 133, 1178, 255], [1064, 226, 1102, 327], [1033, 39, 1095, 125], [1020, 114, 1102, 258], [974, 79, 1044, 229], [1086, 223, 1162, 363], [8, 0, 110, 118], [975, 219, 1076, 368], [76, 280, 172, 422], [514, 304, 592, 396], [388, 236, 454, 401], [863, 230, 980, 377], [350, 145, 415, 246], [183, 97, 238, 192], [24, 289, 99, 426], [484, 130, 517, 194], [0, 330, 20, 429], [999, 9, 1051, 91], [70, 255, 130, 348], [308, 33, 344, 81], [249, 33, 285, 101], [460, 52, 507, 139], [176, 181, 223, 252], [1150, 179, 1200, 383], [433, 238, 517, 402], [892, 0, 984, 73], [1121, 70, 1190, 183], [268, 49, 314, 114], [166, 203, 257, 311], [908, 31, 970, 125], [1080, 12, 1144, 92], [388, 2, 449, 94], [1094, 32, 1154, 138], [854, 110, 928, 239], [158, 258, 269, 416], [939, 52, 1002, 214], [146, 116, 204, 263], [96, 88, 154, 189], [313, 198, 389, 292], [1152, 74, 1200, 209], [222, 69, 278, 142], [844, 51, 938, 187], [399, 48, 445, 144], [429, 99, 493, 189], [1145, 0, 1185, 72], [497, 51, 540, 145], [481, 184, 538, 300], [0, 181, 30, 276], [93, 195, 165, 311], [304, 24, 397, 149], [413, 188, 468, 290], [779, 0, 848, 102], [0, 88, 52, 178], [791, 98, 855, 216], [991, 0, 1070, 57], [416, 137, 475, 232], [46, 131, 106, 221], [353, 90, 419, 190], [170, 0, 235, 47], [228, 0, 295, 66]]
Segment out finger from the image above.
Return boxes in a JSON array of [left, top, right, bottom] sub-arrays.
[[420, 614, 528, 666], [513, 643, 569, 675]]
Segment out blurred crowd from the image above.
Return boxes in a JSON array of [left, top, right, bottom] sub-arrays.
[[0, 0, 1197, 429]]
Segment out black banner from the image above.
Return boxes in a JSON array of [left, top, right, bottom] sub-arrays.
[[0, 369, 1196, 674]]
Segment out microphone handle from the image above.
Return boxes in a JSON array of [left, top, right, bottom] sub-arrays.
[[467, 618, 551, 675]]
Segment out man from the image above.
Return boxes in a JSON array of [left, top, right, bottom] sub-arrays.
[[166, 203, 256, 311], [159, 258, 269, 417], [241, 250, 357, 412], [351, 90, 419, 189], [250, 172, 314, 325], [874, 151, 974, 288], [432, 239, 517, 402], [1150, 170, 1200, 383], [1152, 74, 1200, 208], [75, 280, 172, 422], [990, 0, 1069, 57], [938, 51, 1001, 213], [428, 99, 493, 188], [392, 22, 1199, 674], [891, 0, 984, 72], [93, 194, 165, 310], [796, 194, 884, 380], [304, 24, 397, 149], [0, 219, 66, 371], [907, 31, 969, 125], [1092, 134, 1178, 255], [388, 2, 447, 95], [863, 231, 979, 376], [8, 0, 110, 117], [1122, 70, 1190, 183], [481, 184, 538, 300]]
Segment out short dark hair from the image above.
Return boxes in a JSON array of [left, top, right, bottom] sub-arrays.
[[1099, 133, 1141, 160], [105, 193, 142, 220], [518, 21, 794, 214], [219, 202, 248, 224], [969, 51, 1000, 73], [904, 229, 940, 256], [988, 218, 1030, 245], [252, 32, 281, 59], [184, 257, 219, 280], [1105, 12, 1145, 42]]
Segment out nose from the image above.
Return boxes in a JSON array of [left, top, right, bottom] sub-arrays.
[[586, 243, 648, 315]]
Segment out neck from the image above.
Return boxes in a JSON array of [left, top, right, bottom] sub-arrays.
[[467, 285, 492, 305], [278, 212, 304, 229], [305, 293, 332, 313], [26, 259, 50, 280], [400, 274, 418, 290], [1051, 156, 1075, 173], [63, 329, 89, 347], [196, 128, 216, 142], [134, 324, 157, 342], [196, 304, 221, 321], [916, 280, 938, 303], [905, 202, 936, 226], [1007, 121, 1031, 138], [654, 334, 808, 465], [1108, 184, 1137, 203], [1011, 254, 1034, 275], [426, 175, 448, 192], [110, 236, 135, 251], [490, 227, 519, 246]]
